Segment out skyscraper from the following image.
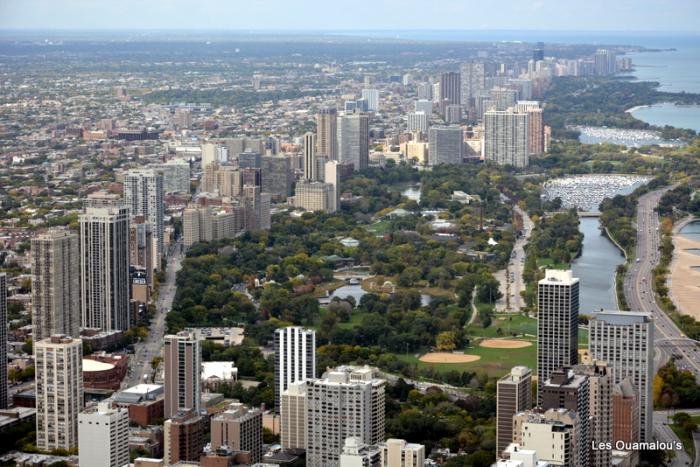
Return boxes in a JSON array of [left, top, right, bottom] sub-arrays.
[[439, 72, 461, 106], [407, 111, 428, 134], [496, 366, 532, 457], [261, 155, 294, 200], [80, 193, 130, 331], [325, 159, 340, 212], [304, 131, 317, 180], [589, 311, 653, 442], [428, 126, 463, 166], [294, 180, 336, 213], [164, 332, 201, 419], [316, 107, 338, 160], [306, 366, 385, 467], [274, 327, 316, 411], [574, 359, 612, 467], [459, 62, 485, 105], [210, 403, 263, 464], [414, 99, 433, 115], [484, 108, 530, 168], [515, 101, 545, 156], [35, 335, 83, 451], [612, 378, 639, 464], [537, 269, 579, 400], [513, 409, 582, 466], [488, 87, 519, 111], [78, 402, 130, 467], [361, 89, 380, 112], [541, 368, 590, 467], [338, 112, 369, 171], [31, 229, 81, 341], [281, 381, 307, 450], [533, 42, 545, 62], [594, 49, 616, 76], [0, 273, 6, 409], [164, 410, 207, 465], [124, 168, 164, 269]]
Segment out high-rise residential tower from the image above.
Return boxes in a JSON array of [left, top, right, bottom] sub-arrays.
[[428, 126, 463, 166], [515, 101, 545, 156], [496, 366, 532, 457], [361, 89, 380, 112], [0, 273, 6, 409], [210, 403, 263, 464], [459, 62, 485, 106], [306, 366, 385, 467], [589, 310, 653, 442], [31, 228, 81, 341], [537, 269, 579, 401], [304, 132, 317, 180], [541, 368, 590, 467], [338, 112, 369, 171], [281, 381, 307, 450], [274, 327, 316, 411], [316, 107, 338, 161], [80, 193, 130, 332], [78, 401, 130, 467], [123, 168, 164, 269], [35, 335, 83, 451], [164, 332, 201, 419], [484, 108, 530, 168], [439, 72, 461, 106]]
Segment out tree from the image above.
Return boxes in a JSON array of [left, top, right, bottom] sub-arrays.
[[436, 331, 457, 351]]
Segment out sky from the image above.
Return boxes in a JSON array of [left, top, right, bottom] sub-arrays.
[[0, 0, 699, 32]]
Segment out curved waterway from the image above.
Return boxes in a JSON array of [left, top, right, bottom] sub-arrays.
[[572, 217, 626, 314]]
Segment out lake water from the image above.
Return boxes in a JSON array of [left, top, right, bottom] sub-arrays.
[[680, 221, 700, 242], [572, 217, 626, 313], [625, 37, 700, 132], [631, 103, 700, 133]]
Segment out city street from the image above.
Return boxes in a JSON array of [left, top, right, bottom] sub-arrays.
[[623, 187, 700, 377], [496, 202, 534, 312], [123, 243, 183, 388]]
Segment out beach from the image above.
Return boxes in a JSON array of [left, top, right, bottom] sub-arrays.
[[670, 224, 700, 320]]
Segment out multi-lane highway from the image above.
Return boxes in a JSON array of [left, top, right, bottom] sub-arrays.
[[123, 243, 183, 388], [496, 204, 533, 312], [623, 187, 700, 378]]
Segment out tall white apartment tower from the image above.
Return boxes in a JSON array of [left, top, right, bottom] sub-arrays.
[[484, 108, 530, 168], [35, 335, 83, 451], [428, 126, 463, 166], [164, 332, 202, 419], [78, 401, 130, 467], [274, 327, 316, 411], [589, 311, 653, 442], [0, 273, 6, 409], [80, 193, 130, 331], [407, 111, 428, 134], [303, 132, 317, 180], [361, 89, 380, 112], [537, 269, 579, 401], [306, 366, 385, 467], [123, 168, 164, 270], [324, 160, 340, 212], [30, 228, 81, 341]]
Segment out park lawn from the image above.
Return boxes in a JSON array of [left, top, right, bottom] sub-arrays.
[[310, 307, 369, 331], [536, 257, 570, 269], [312, 280, 346, 298], [366, 220, 392, 235], [398, 339, 537, 377], [466, 313, 537, 338]]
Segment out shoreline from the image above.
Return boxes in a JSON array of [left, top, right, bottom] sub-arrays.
[[670, 219, 700, 321], [625, 104, 652, 113]]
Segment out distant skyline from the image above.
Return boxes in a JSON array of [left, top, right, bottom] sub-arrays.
[[1, 0, 699, 32]]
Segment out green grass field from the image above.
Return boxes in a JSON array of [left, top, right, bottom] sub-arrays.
[[365, 220, 392, 234], [397, 339, 537, 377]]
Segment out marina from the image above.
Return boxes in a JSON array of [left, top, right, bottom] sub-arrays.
[[574, 125, 683, 147], [543, 174, 651, 212]]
